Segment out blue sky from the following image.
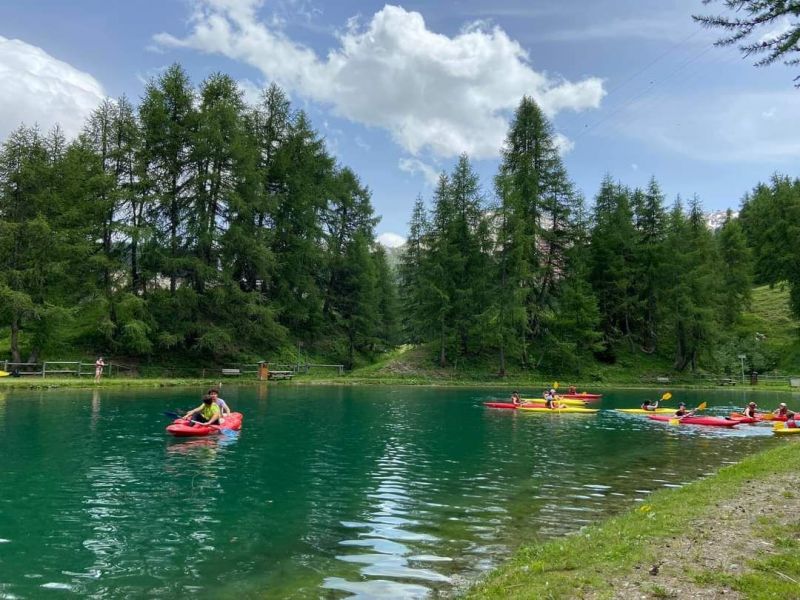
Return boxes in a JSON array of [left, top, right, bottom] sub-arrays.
[[1, 0, 798, 246]]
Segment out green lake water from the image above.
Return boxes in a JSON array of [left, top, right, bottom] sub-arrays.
[[0, 385, 796, 598]]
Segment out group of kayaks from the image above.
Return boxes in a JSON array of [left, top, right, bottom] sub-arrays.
[[484, 394, 799, 432]]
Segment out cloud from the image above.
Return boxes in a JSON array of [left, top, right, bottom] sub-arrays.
[[618, 90, 800, 163], [154, 3, 605, 160], [0, 35, 106, 140], [399, 157, 441, 187], [553, 133, 575, 156], [377, 232, 406, 248], [541, 14, 705, 44]]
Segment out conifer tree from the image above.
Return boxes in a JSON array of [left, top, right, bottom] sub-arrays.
[[632, 177, 667, 352], [493, 96, 579, 368], [589, 176, 638, 352], [717, 209, 752, 325]]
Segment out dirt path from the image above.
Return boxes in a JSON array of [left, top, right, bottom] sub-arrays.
[[600, 472, 800, 599]]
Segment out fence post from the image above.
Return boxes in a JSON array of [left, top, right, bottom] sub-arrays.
[[42, 362, 46, 378]]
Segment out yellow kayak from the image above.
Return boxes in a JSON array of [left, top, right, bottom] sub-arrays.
[[521, 398, 588, 407], [774, 425, 800, 435], [519, 406, 598, 414], [615, 408, 675, 415]]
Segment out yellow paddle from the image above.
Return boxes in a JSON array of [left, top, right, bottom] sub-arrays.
[[669, 402, 706, 425], [661, 392, 672, 402], [773, 421, 785, 431]]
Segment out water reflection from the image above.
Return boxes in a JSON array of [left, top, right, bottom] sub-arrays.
[[325, 437, 452, 598]]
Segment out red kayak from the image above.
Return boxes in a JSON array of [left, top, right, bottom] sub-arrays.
[[560, 393, 602, 401], [730, 412, 791, 423], [167, 412, 243, 437], [484, 402, 519, 409], [647, 414, 738, 428]]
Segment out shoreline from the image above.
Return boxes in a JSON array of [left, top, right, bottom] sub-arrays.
[[463, 440, 800, 599], [1, 375, 798, 394]]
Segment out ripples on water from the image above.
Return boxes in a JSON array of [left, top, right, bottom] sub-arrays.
[[0, 387, 790, 598]]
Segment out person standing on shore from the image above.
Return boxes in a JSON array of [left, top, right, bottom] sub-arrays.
[[94, 357, 105, 383]]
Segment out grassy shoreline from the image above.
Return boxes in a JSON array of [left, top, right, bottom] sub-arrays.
[[464, 440, 800, 599], [1, 373, 798, 393]]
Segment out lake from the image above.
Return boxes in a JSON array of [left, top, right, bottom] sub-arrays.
[[0, 385, 795, 598]]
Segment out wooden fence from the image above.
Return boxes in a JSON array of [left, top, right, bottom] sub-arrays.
[[1, 361, 136, 378]]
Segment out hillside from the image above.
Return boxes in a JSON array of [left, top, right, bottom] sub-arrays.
[[344, 283, 800, 385]]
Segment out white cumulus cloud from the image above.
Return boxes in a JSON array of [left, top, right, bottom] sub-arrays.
[[0, 36, 106, 140], [155, 2, 605, 159], [377, 232, 406, 248]]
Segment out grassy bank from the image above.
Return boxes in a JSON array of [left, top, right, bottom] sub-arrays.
[[0, 377, 224, 390], [465, 440, 800, 599]]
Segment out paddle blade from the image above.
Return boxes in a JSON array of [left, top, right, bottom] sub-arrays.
[[553, 381, 560, 389], [697, 402, 708, 411], [773, 421, 785, 431], [661, 392, 672, 401], [669, 418, 680, 426]]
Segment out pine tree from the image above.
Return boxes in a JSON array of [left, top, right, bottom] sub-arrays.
[[589, 175, 638, 353], [632, 177, 667, 352], [492, 96, 579, 369], [398, 197, 429, 343], [138, 63, 197, 295], [717, 209, 752, 325], [663, 196, 722, 371]]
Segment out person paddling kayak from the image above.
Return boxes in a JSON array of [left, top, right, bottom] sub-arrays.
[[182, 395, 221, 426], [773, 403, 795, 419], [674, 402, 697, 418], [510, 391, 522, 406], [742, 402, 758, 419], [641, 399, 660, 411]]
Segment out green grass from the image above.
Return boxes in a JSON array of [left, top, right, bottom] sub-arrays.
[[739, 284, 800, 372], [0, 377, 231, 390], [689, 519, 800, 599], [463, 442, 800, 599]]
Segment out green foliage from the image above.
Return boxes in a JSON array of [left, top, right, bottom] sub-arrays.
[[0, 65, 397, 366]]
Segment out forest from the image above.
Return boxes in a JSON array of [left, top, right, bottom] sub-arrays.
[[0, 64, 398, 369], [1, 65, 799, 376]]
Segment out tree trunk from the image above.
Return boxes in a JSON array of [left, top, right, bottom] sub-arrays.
[[498, 345, 506, 377], [10, 316, 20, 363], [439, 324, 447, 367]]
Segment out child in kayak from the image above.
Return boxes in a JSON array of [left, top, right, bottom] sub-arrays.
[[511, 391, 521, 406], [182, 395, 221, 426], [772, 403, 795, 419], [641, 399, 660, 411], [742, 402, 758, 419], [568, 385, 577, 394], [674, 402, 696, 418], [544, 389, 556, 409], [208, 388, 231, 416]]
